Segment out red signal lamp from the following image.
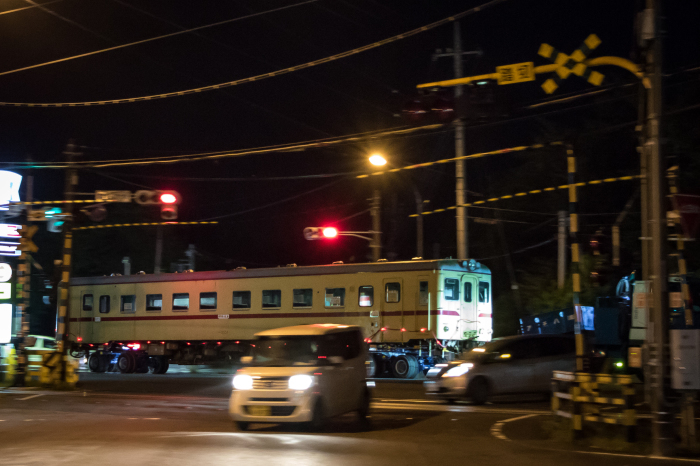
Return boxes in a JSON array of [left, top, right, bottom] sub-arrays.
[[159, 193, 178, 204], [322, 227, 338, 238]]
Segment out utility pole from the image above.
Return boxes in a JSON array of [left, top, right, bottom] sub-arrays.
[[413, 188, 424, 258], [371, 189, 381, 261], [454, 22, 468, 260], [56, 140, 80, 384], [154, 225, 163, 274], [645, 0, 674, 456], [557, 211, 567, 289], [431, 24, 481, 260]]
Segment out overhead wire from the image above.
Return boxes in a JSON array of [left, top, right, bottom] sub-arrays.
[[0, 0, 511, 107], [0, 0, 64, 16]]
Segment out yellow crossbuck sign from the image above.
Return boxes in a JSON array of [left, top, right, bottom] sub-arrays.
[[538, 34, 605, 94]]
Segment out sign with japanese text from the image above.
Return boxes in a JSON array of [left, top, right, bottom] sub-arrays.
[[496, 62, 535, 85]]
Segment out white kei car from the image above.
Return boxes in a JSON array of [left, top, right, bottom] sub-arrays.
[[229, 324, 371, 431]]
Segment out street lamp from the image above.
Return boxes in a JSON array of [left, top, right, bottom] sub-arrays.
[[369, 154, 387, 167]]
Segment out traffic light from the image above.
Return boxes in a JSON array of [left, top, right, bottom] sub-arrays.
[[44, 207, 64, 233], [134, 190, 181, 220], [134, 190, 181, 205], [303, 227, 338, 240]]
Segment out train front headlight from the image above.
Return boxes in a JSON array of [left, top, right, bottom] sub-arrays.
[[233, 374, 254, 390], [442, 363, 473, 378]]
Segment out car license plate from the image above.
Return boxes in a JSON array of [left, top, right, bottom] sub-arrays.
[[249, 405, 271, 417]]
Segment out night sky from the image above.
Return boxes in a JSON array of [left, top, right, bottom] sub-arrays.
[[0, 0, 699, 292]]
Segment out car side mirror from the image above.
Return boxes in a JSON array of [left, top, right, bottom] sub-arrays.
[[240, 356, 253, 365], [328, 356, 344, 365]]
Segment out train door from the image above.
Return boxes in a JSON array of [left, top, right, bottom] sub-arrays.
[[79, 291, 94, 343], [415, 276, 430, 333], [460, 275, 478, 342], [381, 278, 403, 342]]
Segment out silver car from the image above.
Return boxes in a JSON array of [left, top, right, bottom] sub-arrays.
[[424, 334, 576, 404]]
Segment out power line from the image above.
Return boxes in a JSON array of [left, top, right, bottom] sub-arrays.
[[0, 0, 64, 16], [0, 0, 510, 107], [0, 0, 319, 79]]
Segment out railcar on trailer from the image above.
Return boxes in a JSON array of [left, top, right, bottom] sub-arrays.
[[68, 259, 492, 378]]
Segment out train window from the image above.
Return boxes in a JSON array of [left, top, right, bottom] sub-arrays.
[[200, 292, 217, 310], [444, 278, 459, 300], [293, 289, 313, 308], [173, 293, 189, 311], [385, 283, 401, 303], [232, 291, 251, 310], [464, 282, 473, 303], [146, 294, 162, 311], [262, 290, 281, 308], [99, 295, 110, 314], [479, 282, 490, 303], [419, 281, 429, 306], [120, 295, 136, 313], [359, 286, 373, 307], [82, 294, 93, 311], [325, 288, 345, 307]]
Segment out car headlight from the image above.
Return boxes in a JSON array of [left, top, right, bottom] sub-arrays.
[[442, 363, 473, 378], [288, 374, 314, 390], [233, 374, 253, 390]]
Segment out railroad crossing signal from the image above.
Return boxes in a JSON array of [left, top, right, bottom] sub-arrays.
[[304, 227, 338, 240], [17, 225, 38, 253], [538, 34, 605, 94]]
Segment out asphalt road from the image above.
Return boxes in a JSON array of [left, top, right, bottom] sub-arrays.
[[0, 373, 691, 466]]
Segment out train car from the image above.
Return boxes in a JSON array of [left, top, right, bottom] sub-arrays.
[[68, 259, 492, 378]]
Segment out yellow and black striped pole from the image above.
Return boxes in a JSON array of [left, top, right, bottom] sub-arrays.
[[567, 144, 586, 373]]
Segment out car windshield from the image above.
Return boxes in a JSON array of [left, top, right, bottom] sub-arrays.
[[461, 339, 510, 360], [250, 336, 329, 367]]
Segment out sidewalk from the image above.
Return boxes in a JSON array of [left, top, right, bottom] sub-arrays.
[[502, 412, 700, 461]]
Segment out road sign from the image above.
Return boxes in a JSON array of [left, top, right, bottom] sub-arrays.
[[95, 190, 132, 203], [496, 62, 535, 85], [538, 34, 604, 94]]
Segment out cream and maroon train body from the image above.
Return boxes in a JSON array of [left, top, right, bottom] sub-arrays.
[[69, 259, 492, 378]]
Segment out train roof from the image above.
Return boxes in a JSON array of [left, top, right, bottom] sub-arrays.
[[70, 259, 491, 286]]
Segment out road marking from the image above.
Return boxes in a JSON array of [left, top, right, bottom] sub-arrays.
[[490, 414, 540, 441], [17, 394, 43, 401]]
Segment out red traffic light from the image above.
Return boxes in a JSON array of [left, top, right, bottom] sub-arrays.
[[159, 192, 178, 204], [322, 227, 338, 238]]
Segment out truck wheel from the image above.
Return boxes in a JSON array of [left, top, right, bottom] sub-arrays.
[[135, 356, 149, 373], [391, 355, 419, 379], [469, 377, 490, 405], [117, 352, 136, 373], [149, 356, 169, 374], [88, 353, 106, 373]]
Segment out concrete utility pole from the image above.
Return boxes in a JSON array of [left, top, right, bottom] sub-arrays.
[[431, 24, 481, 260], [454, 22, 468, 260], [644, 0, 674, 456], [371, 189, 381, 261], [154, 226, 163, 274]]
